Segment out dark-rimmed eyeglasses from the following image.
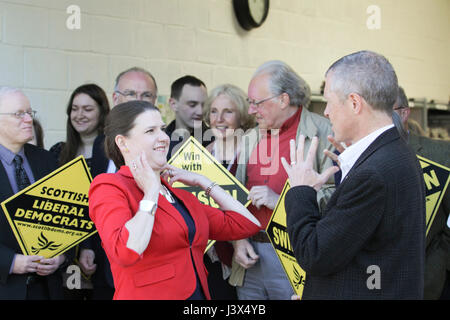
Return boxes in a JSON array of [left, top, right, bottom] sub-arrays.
[[115, 90, 156, 102], [0, 110, 37, 119]]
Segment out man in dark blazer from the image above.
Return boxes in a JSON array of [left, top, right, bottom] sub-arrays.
[[410, 134, 450, 300], [282, 51, 426, 299], [393, 87, 450, 300], [0, 87, 66, 299]]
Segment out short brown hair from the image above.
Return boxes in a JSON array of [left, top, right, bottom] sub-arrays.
[[170, 75, 206, 100], [104, 100, 159, 168]]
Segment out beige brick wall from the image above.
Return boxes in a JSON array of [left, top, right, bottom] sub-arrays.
[[0, 0, 448, 148]]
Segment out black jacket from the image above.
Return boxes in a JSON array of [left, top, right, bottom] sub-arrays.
[[0, 143, 63, 299], [285, 128, 426, 299], [408, 134, 450, 299], [164, 120, 214, 160]]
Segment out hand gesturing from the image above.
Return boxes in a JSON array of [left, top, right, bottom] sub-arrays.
[[281, 135, 339, 191]]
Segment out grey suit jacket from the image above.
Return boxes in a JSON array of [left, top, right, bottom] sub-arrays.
[[285, 128, 426, 299]]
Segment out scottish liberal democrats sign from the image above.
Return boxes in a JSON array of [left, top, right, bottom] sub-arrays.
[[1, 156, 96, 258]]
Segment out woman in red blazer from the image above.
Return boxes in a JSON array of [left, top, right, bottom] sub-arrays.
[[88, 101, 261, 300]]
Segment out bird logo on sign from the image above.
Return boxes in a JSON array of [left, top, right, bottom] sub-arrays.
[[31, 232, 62, 255]]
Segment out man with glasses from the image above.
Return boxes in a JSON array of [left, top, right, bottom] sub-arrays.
[[0, 87, 67, 299], [231, 61, 334, 300], [92, 67, 158, 176], [394, 86, 450, 300], [393, 87, 411, 133], [112, 67, 158, 106], [165, 75, 211, 159]]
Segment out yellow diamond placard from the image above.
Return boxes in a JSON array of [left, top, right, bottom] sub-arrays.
[[1, 156, 97, 258], [417, 155, 450, 236], [266, 180, 306, 299], [168, 136, 250, 207], [168, 137, 250, 251]]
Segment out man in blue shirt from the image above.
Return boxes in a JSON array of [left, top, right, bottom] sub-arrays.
[[0, 87, 65, 299]]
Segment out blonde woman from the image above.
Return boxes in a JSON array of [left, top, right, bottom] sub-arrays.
[[203, 84, 256, 175], [202, 84, 256, 299]]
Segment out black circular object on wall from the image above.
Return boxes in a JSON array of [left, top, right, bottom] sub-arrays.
[[233, 0, 270, 31]]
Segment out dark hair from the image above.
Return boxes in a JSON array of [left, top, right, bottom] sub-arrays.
[[392, 110, 408, 141], [394, 86, 409, 109], [104, 100, 159, 168], [59, 84, 110, 165], [33, 118, 45, 148], [170, 75, 206, 100]]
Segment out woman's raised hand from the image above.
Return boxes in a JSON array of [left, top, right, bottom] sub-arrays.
[[130, 151, 159, 195], [161, 164, 210, 189]]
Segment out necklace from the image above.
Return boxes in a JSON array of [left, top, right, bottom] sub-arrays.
[[160, 185, 175, 203]]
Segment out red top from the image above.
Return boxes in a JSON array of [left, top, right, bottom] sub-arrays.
[[89, 166, 260, 300], [246, 107, 302, 228]]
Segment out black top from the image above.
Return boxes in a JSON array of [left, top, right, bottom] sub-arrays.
[[50, 139, 114, 294], [49, 141, 93, 170], [165, 120, 214, 160], [171, 194, 205, 300]]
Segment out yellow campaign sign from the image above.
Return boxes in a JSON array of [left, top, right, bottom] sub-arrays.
[[417, 155, 450, 236], [168, 136, 250, 251], [1, 156, 97, 258], [266, 180, 306, 299], [168, 136, 250, 206]]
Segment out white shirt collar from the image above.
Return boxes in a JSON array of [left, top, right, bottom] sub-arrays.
[[338, 124, 394, 183]]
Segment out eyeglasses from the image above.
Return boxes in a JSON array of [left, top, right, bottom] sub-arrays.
[[393, 106, 409, 111], [0, 110, 37, 119], [115, 90, 156, 102], [246, 94, 281, 107]]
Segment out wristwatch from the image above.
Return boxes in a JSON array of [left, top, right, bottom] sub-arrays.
[[139, 200, 157, 216]]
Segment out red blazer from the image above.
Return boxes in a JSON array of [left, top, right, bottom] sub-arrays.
[[89, 166, 260, 300]]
